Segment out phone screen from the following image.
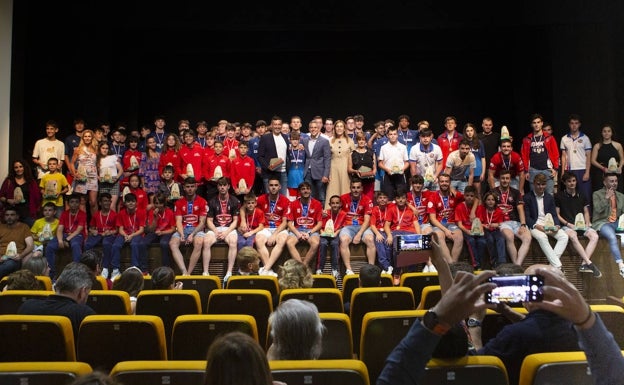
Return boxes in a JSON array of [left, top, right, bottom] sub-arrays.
[[486, 274, 544, 304], [396, 234, 433, 252]]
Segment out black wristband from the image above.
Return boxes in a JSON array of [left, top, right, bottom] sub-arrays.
[[573, 304, 593, 327]]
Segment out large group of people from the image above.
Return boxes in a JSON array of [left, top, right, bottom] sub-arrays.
[[0, 112, 621, 284]]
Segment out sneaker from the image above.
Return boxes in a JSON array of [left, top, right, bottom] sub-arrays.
[[332, 269, 339, 279], [619, 264, 624, 279], [202, 271, 210, 276], [428, 265, 437, 273], [578, 264, 592, 274], [223, 271, 232, 284], [422, 265, 430, 273], [315, 269, 323, 275], [588, 263, 602, 278], [385, 266, 393, 275], [101, 268, 109, 279], [260, 268, 277, 277], [345, 269, 355, 276], [111, 269, 121, 281]]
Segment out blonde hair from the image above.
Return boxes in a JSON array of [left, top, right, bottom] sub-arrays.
[[277, 259, 313, 290]]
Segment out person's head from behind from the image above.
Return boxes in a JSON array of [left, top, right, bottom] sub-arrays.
[[151, 266, 175, 290], [22, 255, 50, 276], [112, 266, 145, 297], [495, 263, 525, 276], [80, 249, 103, 275], [4, 269, 41, 291], [236, 247, 260, 274], [268, 299, 325, 360], [449, 261, 475, 277], [54, 262, 94, 304], [204, 332, 273, 385], [69, 371, 120, 385], [359, 264, 381, 287], [277, 259, 313, 290]]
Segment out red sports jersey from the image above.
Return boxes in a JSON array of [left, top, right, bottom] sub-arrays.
[[178, 143, 206, 183], [387, 204, 418, 232], [427, 191, 464, 224], [59, 209, 87, 236], [371, 204, 393, 229], [116, 208, 147, 235], [126, 187, 148, 212], [488, 151, 525, 179], [89, 210, 118, 234], [454, 201, 474, 230], [147, 207, 176, 232], [158, 149, 181, 178], [174, 195, 208, 228], [223, 138, 240, 159], [256, 194, 291, 228], [407, 190, 433, 224], [231, 155, 256, 192], [321, 208, 347, 232], [339, 193, 373, 226], [477, 205, 505, 228], [123, 149, 142, 173], [240, 207, 267, 230], [287, 198, 323, 230], [205, 153, 231, 180]]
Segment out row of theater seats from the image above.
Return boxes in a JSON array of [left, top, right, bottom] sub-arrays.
[[2, 304, 624, 384], [3, 351, 622, 385]]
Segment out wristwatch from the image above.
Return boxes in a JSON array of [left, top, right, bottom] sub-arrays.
[[467, 318, 482, 328], [423, 309, 451, 336]]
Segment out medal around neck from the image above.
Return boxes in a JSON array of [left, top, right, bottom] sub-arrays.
[[470, 218, 484, 236], [543, 213, 556, 231]]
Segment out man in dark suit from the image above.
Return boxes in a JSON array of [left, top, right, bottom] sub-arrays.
[[523, 173, 568, 268], [258, 116, 289, 195], [302, 120, 331, 207]]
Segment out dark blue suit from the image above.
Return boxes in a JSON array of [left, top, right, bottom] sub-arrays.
[[301, 135, 331, 205], [257, 132, 289, 195]]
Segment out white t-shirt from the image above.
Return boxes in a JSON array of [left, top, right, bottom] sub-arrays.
[[32, 138, 66, 179], [409, 143, 443, 176], [379, 141, 408, 173], [560, 133, 592, 171], [273, 134, 287, 172]]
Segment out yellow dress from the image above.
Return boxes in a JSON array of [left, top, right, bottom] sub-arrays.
[[325, 137, 355, 209]]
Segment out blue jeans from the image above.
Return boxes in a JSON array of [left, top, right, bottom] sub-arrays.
[[598, 222, 623, 263], [305, 175, 327, 207], [84, 234, 115, 269], [142, 232, 173, 268], [0, 258, 20, 280], [319, 236, 340, 271], [463, 233, 487, 268], [45, 234, 84, 278], [485, 229, 507, 266], [374, 234, 393, 270], [237, 233, 256, 251], [528, 167, 554, 195], [111, 235, 145, 271]]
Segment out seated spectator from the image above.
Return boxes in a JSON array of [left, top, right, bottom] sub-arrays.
[[277, 259, 313, 291], [112, 266, 144, 314], [236, 246, 260, 276], [69, 371, 120, 385], [17, 262, 96, 337], [267, 299, 325, 360], [0, 206, 35, 280], [22, 254, 50, 277], [151, 266, 182, 290], [344, 263, 381, 314], [3, 269, 41, 290], [80, 249, 110, 289]]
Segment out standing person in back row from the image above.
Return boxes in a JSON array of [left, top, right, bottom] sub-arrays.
[[521, 113, 559, 195], [302, 120, 331, 207], [560, 114, 593, 205], [258, 116, 289, 195]]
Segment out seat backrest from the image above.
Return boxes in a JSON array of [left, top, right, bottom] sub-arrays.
[[400, 272, 439, 305], [0, 361, 92, 385], [319, 312, 353, 359], [135, 289, 202, 348], [0, 314, 76, 361], [77, 315, 167, 372], [0, 290, 52, 314], [111, 360, 206, 385], [226, 275, 279, 298], [175, 275, 221, 308], [342, 274, 393, 306], [519, 351, 591, 385], [417, 285, 442, 310], [481, 308, 528, 345], [270, 359, 370, 385], [424, 355, 509, 385], [349, 287, 415, 354], [207, 289, 273, 348], [142, 274, 153, 290], [311, 274, 337, 288], [93, 275, 108, 290], [360, 310, 426, 382], [171, 314, 258, 360], [86, 290, 131, 315], [590, 304, 624, 348], [279, 288, 343, 313]]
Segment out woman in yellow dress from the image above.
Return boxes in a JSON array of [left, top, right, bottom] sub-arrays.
[[325, 120, 355, 209]]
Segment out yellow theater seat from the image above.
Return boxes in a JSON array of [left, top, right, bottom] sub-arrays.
[[270, 359, 370, 385], [0, 290, 52, 314], [417, 285, 442, 310], [175, 274, 221, 308], [111, 360, 206, 385], [0, 314, 76, 361], [311, 274, 337, 289], [425, 355, 509, 385], [399, 271, 439, 306], [86, 290, 132, 315], [279, 288, 343, 313], [0, 361, 92, 385], [226, 275, 280, 299], [519, 351, 595, 385]]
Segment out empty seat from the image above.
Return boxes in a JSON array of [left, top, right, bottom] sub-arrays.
[[342, 274, 393, 307], [590, 304, 624, 348], [77, 315, 167, 371], [171, 314, 258, 360], [207, 289, 273, 348], [0, 314, 75, 361], [0, 361, 92, 385], [110, 360, 206, 385], [400, 272, 439, 305], [349, 287, 415, 354], [135, 289, 202, 348], [86, 290, 131, 315], [360, 310, 426, 382], [417, 285, 442, 310], [226, 275, 280, 299], [319, 312, 353, 359], [424, 355, 509, 384], [270, 359, 369, 385], [519, 351, 594, 385], [0, 290, 52, 314], [311, 274, 337, 289], [175, 274, 221, 308], [279, 288, 343, 313]]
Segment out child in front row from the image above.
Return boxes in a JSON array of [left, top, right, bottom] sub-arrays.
[[84, 193, 118, 279], [237, 193, 266, 250], [110, 193, 146, 279], [478, 191, 507, 268], [369, 190, 394, 275], [286, 132, 306, 199], [30, 202, 59, 259], [317, 195, 347, 278], [143, 193, 176, 268], [455, 185, 487, 269]]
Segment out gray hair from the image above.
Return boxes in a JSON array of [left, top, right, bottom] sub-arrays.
[[268, 299, 325, 360], [53, 262, 94, 294]]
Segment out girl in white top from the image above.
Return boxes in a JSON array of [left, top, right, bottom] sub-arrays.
[[97, 141, 123, 212]]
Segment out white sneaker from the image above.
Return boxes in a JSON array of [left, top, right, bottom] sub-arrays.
[[223, 271, 232, 284], [111, 269, 121, 281], [619, 264, 624, 279], [332, 269, 339, 279], [345, 269, 355, 276], [428, 265, 437, 273], [101, 268, 109, 279], [422, 265, 430, 273], [260, 268, 277, 277], [385, 266, 393, 275], [315, 269, 323, 275], [202, 271, 210, 276]]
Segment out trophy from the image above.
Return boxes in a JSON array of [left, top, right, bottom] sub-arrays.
[[3, 241, 17, 260], [574, 213, 586, 231], [321, 218, 335, 237], [608, 157, 619, 173], [76, 165, 88, 182], [617, 214, 624, 232], [39, 223, 53, 242], [238, 178, 248, 194], [121, 186, 131, 200], [391, 160, 402, 175], [101, 167, 113, 183], [229, 148, 237, 160], [213, 166, 223, 180], [128, 155, 139, 171], [13, 187, 25, 203], [358, 165, 373, 179], [269, 158, 283, 170], [43, 180, 58, 199], [543, 213, 556, 232], [424, 165, 435, 183], [501, 125, 511, 140], [470, 217, 484, 236], [170, 183, 181, 200], [186, 164, 195, 178]]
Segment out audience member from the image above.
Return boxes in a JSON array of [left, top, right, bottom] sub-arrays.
[[0, 159, 42, 227], [151, 266, 182, 290], [3, 269, 41, 290], [235, 246, 260, 275], [112, 266, 144, 314], [22, 254, 50, 277], [69, 371, 120, 385], [277, 258, 313, 291]]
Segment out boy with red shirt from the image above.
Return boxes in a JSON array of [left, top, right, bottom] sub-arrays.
[[455, 186, 486, 268], [237, 193, 266, 250], [488, 138, 526, 192], [44, 194, 86, 279], [122, 136, 142, 186], [111, 193, 146, 277], [170, 177, 207, 276], [179, 129, 207, 194], [231, 141, 256, 202], [437, 116, 463, 168], [84, 193, 118, 278], [143, 193, 176, 268], [317, 194, 347, 277], [407, 175, 437, 272], [369, 191, 394, 275], [204, 141, 231, 201], [286, 182, 323, 266], [427, 173, 465, 262], [385, 188, 421, 279], [222, 124, 240, 160]]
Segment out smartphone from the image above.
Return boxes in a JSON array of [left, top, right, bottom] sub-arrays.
[[395, 234, 433, 267], [486, 274, 544, 305]]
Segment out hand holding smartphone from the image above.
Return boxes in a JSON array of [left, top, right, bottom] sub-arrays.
[[485, 274, 544, 306]]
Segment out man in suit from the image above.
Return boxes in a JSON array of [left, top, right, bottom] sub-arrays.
[[302, 119, 331, 207], [523, 173, 568, 268], [258, 116, 289, 195]]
